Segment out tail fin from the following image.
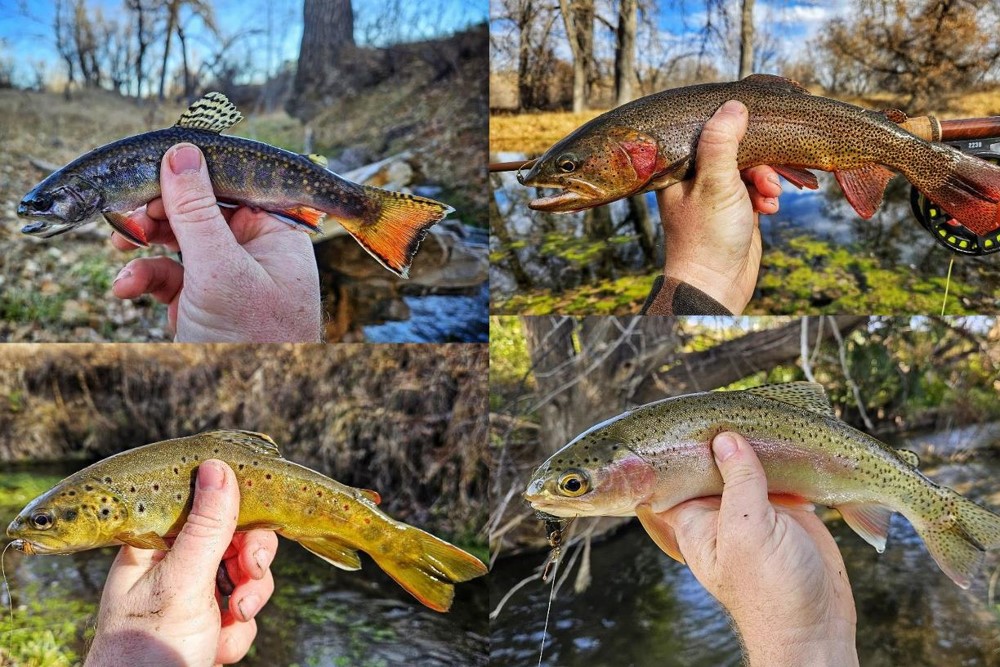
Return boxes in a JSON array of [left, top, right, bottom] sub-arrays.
[[335, 186, 453, 278], [367, 525, 487, 612], [912, 145, 1000, 237], [912, 488, 1000, 589]]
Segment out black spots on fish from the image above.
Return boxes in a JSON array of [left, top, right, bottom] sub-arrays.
[[153, 484, 160, 492], [101, 497, 108, 503], [138, 503, 145, 513], [181, 456, 187, 463], [173, 467, 179, 475], [213, 448, 219, 454], [238, 463, 245, 471], [253, 460, 259, 466], [85, 485, 93, 492], [193, 455, 199, 461], [62, 509, 77, 522], [104, 477, 112, 484], [301, 485, 308, 492], [100, 508, 110, 518], [175, 493, 182, 501], [129, 486, 136, 493], [316, 490, 323, 497]]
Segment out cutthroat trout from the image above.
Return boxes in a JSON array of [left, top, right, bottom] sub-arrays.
[[519, 74, 1000, 251], [6, 430, 487, 612], [17, 92, 452, 277], [524, 382, 1000, 588]]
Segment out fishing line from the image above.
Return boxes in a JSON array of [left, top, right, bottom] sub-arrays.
[[1, 541, 14, 666], [537, 553, 559, 667], [940, 256, 955, 316]]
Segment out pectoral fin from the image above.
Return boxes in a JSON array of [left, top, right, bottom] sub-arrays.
[[635, 504, 685, 563], [837, 502, 893, 553], [298, 536, 362, 571], [118, 530, 170, 550], [773, 165, 820, 190], [103, 210, 149, 247]]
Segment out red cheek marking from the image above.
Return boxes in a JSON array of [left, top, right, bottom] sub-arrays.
[[619, 137, 661, 182]]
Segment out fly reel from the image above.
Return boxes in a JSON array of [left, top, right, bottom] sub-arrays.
[[910, 138, 1000, 255]]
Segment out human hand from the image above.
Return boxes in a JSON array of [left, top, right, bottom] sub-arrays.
[[85, 460, 278, 667], [655, 100, 782, 313], [648, 432, 858, 667], [111, 143, 322, 342]]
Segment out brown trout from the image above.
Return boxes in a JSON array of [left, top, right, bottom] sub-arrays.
[[6, 430, 487, 612], [519, 74, 1000, 249], [524, 382, 1000, 588], [17, 92, 452, 277]]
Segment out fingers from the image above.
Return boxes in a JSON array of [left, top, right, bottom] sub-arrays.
[[742, 166, 781, 214], [160, 143, 240, 263], [694, 100, 748, 187], [231, 530, 278, 581], [228, 567, 275, 623], [159, 460, 240, 591], [711, 432, 774, 533], [216, 617, 258, 665], [112, 256, 184, 304], [101, 545, 160, 600]]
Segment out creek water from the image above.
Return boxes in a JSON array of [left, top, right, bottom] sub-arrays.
[[490, 423, 1000, 667], [0, 463, 488, 667], [490, 153, 1000, 309]]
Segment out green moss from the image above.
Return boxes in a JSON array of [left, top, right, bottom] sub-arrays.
[[493, 270, 658, 315], [0, 291, 64, 324]]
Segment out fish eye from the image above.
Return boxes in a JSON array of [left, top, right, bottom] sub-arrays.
[[30, 510, 55, 530], [29, 193, 54, 211], [556, 154, 578, 173], [557, 470, 589, 497]]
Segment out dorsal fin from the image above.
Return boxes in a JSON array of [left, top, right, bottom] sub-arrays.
[[175, 92, 243, 133], [204, 429, 282, 457], [740, 73, 810, 95], [742, 382, 835, 417], [306, 153, 329, 167], [896, 449, 920, 468]]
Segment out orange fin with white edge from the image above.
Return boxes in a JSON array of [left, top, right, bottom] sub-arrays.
[[360, 489, 381, 505], [335, 186, 453, 278], [635, 504, 685, 563], [834, 164, 896, 218], [270, 205, 326, 233], [365, 524, 487, 612], [773, 165, 819, 190], [103, 210, 149, 247], [837, 502, 893, 553]]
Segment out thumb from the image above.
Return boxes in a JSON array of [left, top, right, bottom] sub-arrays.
[[160, 143, 239, 263], [159, 460, 239, 588], [712, 431, 772, 529], [694, 100, 748, 185]]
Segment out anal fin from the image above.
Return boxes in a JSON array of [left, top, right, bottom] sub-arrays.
[[837, 502, 893, 553], [298, 535, 362, 571], [103, 210, 150, 247], [636, 504, 685, 563], [834, 164, 896, 218]]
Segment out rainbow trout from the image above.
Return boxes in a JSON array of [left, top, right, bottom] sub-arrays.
[[7, 430, 487, 612], [17, 92, 452, 277], [524, 382, 1000, 588], [519, 74, 1000, 251]]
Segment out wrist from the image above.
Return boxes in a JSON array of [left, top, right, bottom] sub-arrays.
[[737, 617, 858, 667], [662, 257, 751, 314]]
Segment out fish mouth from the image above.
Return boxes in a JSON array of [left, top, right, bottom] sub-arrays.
[[8, 539, 34, 555], [19, 218, 76, 239], [527, 179, 610, 213]]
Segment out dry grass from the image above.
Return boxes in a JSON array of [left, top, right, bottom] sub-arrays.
[[0, 344, 488, 532], [489, 87, 1000, 156]]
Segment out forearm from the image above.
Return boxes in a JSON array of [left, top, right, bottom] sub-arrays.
[[737, 617, 858, 667]]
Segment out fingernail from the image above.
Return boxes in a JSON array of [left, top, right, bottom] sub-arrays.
[[198, 460, 226, 490], [238, 594, 261, 621], [712, 434, 739, 462], [254, 547, 273, 575], [767, 174, 780, 186], [112, 267, 132, 285], [720, 100, 745, 115], [168, 144, 202, 174], [765, 197, 777, 208]]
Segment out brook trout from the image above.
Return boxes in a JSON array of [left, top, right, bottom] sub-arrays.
[[519, 74, 1000, 252], [17, 92, 452, 277], [524, 382, 1000, 588], [7, 430, 487, 612]]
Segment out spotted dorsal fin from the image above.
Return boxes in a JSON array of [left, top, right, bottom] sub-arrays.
[[741, 382, 836, 418], [740, 73, 810, 95], [175, 92, 243, 133], [306, 153, 329, 167], [896, 449, 920, 468], [203, 429, 282, 457]]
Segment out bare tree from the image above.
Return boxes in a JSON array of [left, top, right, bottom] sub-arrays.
[[157, 0, 217, 100], [287, 0, 355, 122], [614, 0, 637, 104], [559, 0, 595, 112], [738, 0, 754, 78], [126, 0, 156, 98]]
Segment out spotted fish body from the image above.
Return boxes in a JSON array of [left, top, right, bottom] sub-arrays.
[[525, 382, 1000, 589], [17, 93, 452, 277], [6, 430, 487, 612], [520, 74, 1000, 251]]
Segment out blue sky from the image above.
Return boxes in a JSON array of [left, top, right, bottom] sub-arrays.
[[0, 0, 486, 87]]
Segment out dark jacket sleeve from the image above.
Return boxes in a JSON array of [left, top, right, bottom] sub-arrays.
[[640, 275, 733, 315]]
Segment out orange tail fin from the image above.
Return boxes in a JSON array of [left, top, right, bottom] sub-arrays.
[[334, 186, 453, 278], [367, 525, 487, 612], [914, 147, 1000, 239]]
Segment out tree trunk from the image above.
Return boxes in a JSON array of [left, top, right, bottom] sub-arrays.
[[559, 0, 594, 112], [627, 194, 656, 266], [738, 0, 755, 79], [288, 0, 355, 122], [177, 23, 191, 99], [614, 0, 637, 105], [158, 2, 179, 100], [490, 177, 532, 288]]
